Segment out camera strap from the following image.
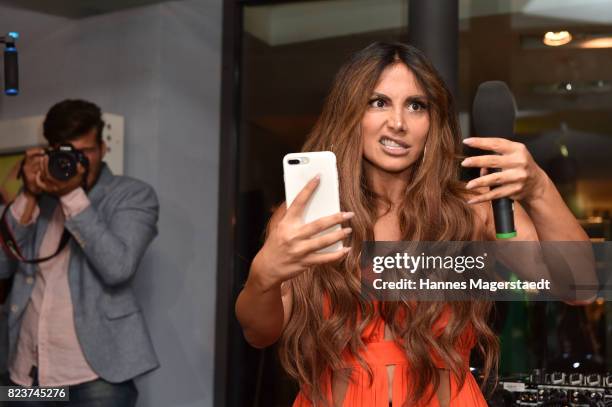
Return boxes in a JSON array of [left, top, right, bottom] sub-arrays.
[[0, 200, 71, 264]]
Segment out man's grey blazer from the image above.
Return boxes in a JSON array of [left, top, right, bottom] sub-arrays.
[[0, 164, 159, 382]]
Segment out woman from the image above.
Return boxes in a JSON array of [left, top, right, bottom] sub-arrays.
[[235, 42, 589, 407]]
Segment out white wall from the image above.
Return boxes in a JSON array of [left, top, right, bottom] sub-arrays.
[[0, 1, 221, 406]]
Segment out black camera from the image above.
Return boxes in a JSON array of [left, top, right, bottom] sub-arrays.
[[46, 144, 89, 181]]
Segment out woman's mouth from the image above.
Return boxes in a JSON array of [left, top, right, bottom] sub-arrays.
[[379, 136, 410, 156]]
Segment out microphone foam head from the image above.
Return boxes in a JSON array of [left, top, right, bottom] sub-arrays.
[[472, 81, 516, 139]]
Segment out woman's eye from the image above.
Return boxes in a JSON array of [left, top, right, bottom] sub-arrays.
[[408, 102, 425, 111], [370, 98, 386, 108]]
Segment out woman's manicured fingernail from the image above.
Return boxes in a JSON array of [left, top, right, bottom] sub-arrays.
[[461, 159, 470, 166], [466, 198, 476, 204], [344, 227, 352, 234], [465, 182, 474, 189], [343, 212, 355, 219], [462, 138, 474, 144]]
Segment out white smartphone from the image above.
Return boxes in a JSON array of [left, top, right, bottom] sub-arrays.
[[283, 151, 343, 253]]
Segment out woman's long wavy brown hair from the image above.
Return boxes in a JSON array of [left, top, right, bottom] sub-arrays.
[[277, 42, 499, 406]]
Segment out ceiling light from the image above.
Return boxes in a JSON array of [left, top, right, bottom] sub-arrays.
[[533, 80, 612, 95], [543, 31, 572, 46], [579, 36, 612, 48]]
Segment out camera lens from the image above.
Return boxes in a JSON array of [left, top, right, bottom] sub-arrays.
[[48, 151, 77, 181]]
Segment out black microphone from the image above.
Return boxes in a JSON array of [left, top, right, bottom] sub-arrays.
[[3, 32, 19, 96], [471, 81, 517, 239]]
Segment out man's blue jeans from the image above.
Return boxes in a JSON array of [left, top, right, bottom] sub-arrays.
[[2, 378, 138, 407]]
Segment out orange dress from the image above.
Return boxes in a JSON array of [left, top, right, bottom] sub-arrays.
[[292, 300, 488, 407]]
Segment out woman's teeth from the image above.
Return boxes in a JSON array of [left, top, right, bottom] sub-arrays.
[[380, 137, 407, 149]]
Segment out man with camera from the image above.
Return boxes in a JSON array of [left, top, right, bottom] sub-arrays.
[[0, 100, 159, 406]]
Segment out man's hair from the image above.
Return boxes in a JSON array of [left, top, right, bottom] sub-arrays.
[[43, 99, 105, 145]]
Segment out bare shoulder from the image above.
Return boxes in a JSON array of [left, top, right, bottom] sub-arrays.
[[462, 186, 493, 236]]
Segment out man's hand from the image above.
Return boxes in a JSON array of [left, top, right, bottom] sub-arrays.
[[35, 155, 86, 197], [21, 148, 46, 197]]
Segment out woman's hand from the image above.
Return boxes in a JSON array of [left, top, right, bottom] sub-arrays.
[[251, 175, 353, 292], [460, 137, 549, 205]]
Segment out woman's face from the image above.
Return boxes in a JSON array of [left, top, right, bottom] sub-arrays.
[[361, 63, 430, 175]]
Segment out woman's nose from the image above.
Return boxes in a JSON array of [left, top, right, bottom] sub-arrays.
[[386, 109, 406, 132]]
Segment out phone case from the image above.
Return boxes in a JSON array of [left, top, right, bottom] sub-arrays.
[[283, 151, 343, 253]]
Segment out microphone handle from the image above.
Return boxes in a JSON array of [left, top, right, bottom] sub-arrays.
[[4, 45, 19, 96], [490, 167, 516, 239]]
